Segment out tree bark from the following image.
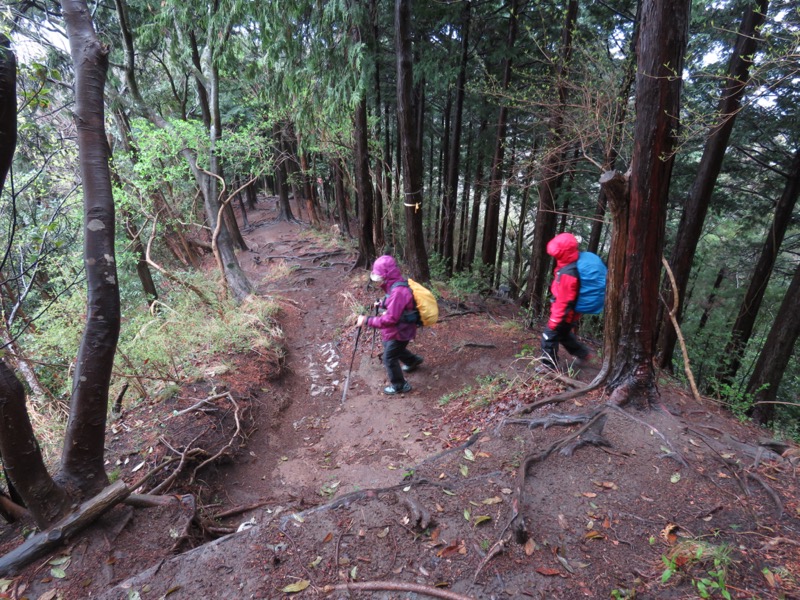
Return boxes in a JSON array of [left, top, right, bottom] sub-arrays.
[[395, 0, 429, 281], [59, 0, 120, 494], [747, 262, 800, 425], [656, 0, 769, 369], [606, 0, 690, 408], [333, 159, 351, 238], [353, 91, 377, 268], [480, 0, 519, 277], [714, 147, 800, 385]]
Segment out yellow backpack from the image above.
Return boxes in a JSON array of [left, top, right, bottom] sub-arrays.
[[390, 279, 439, 327]]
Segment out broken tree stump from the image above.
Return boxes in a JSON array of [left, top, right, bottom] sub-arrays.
[[0, 480, 130, 576]]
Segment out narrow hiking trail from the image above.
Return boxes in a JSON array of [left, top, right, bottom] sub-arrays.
[[212, 198, 527, 511]]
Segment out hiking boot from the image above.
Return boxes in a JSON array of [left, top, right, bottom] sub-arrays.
[[384, 382, 412, 395], [402, 357, 424, 373]]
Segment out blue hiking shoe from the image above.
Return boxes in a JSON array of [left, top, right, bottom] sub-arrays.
[[384, 382, 412, 395]]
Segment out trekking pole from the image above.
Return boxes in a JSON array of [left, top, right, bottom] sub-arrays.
[[369, 303, 379, 358], [341, 325, 362, 403]]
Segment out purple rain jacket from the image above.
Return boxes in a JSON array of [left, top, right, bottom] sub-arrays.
[[365, 255, 418, 342]]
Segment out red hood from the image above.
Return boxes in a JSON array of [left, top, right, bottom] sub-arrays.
[[546, 233, 579, 268]]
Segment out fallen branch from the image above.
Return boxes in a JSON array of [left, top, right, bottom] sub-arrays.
[[323, 581, 476, 600], [0, 480, 130, 576], [661, 257, 701, 402]]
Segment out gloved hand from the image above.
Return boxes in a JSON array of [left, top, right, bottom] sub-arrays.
[[356, 315, 367, 327]]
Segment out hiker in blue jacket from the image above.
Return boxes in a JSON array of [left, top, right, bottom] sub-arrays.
[[539, 233, 591, 372], [356, 255, 423, 395]]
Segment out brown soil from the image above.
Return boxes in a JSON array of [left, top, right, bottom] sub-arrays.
[[2, 198, 799, 600]]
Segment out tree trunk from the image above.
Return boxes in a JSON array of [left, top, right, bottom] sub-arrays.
[[333, 159, 351, 238], [465, 119, 488, 270], [480, 0, 519, 277], [747, 262, 800, 425], [587, 4, 639, 255], [522, 0, 578, 314], [273, 124, 295, 222], [605, 0, 690, 408], [714, 147, 800, 385], [395, 0, 429, 281], [455, 128, 473, 272], [656, 0, 770, 369], [58, 0, 121, 494], [442, 1, 471, 277], [353, 92, 377, 269]]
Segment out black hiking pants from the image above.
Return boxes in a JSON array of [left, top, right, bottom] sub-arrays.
[[383, 340, 419, 387], [541, 322, 589, 369]]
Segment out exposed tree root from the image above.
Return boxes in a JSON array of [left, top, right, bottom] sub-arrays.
[[397, 493, 431, 530], [507, 409, 611, 544], [323, 581, 476, 600], [472, 535, 510, 583]]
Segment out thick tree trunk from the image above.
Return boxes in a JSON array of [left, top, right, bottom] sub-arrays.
[[656, 0, 769, 369], [747, 262, 800, 425], [606, 0, 690, 408], [59, 0, 121, 494], [714, 148, 800, 385], [522, 0, 578, 314], [442, 1, 471, 277], [395, 0, 429, 281], [480, 0, 519, 277]]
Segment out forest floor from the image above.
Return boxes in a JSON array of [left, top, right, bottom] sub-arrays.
[[2, 198, 799, 600]]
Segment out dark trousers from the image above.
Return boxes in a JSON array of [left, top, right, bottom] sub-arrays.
[[541, 322, 589, 368], [383, 340, 418, 387]]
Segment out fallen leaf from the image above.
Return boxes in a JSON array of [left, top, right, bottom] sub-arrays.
[[376, 528, 389, 539], [670, 473, 681, 484], [460, 464, 469, 477], [501, 488, 512, 495], [131, 461, 145, 473], [37, 591, 59, 600], [660, 523, 678, 544], [282, 580, 310, 593], [435, 503, 444, 512], [558, 514, 569, 530], [717, 472, 731, 479], [482, 496, 502, 505], [584, 531, 604, 540], [524, 538, 537, 555], [309, 556, 322, 568], [688, 438, 700, 447], [443, 489, 455, 496], [536, 567, 563, 577], [476, 452, 491, 458], [473, 515, 492, 526], [437, 542, 462, 558], [323, 532, 333, 543], [430, 528, 440, 542], [762, 567, 776, 588], [463, 509, 471, 521], [556, 554, 575, 573], [581, 492, 597, 498], [464, 448, 475, 462]]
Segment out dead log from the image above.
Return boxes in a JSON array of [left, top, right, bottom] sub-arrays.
[[0, 480, 130, 576]]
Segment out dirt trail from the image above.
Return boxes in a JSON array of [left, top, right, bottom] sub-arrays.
[[213, 201, 524, 510]]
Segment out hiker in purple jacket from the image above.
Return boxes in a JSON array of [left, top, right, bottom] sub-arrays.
[[356, 255, 424, 395]]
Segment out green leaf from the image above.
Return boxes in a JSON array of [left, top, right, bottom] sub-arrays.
[[464, 448, 475, 462], [282, 580, 310, 593], [443, 489, 455, 496], [670, 473, 681, 484], [473, 515, 492, 526], [460, 464, 469, 477], [463, 509, 471, 520], [51, 567, 67, 578]]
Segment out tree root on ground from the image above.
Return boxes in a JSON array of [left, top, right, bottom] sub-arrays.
[[397, 493, 431, 530], [323, 580, 477, 600], [506, 409, 611, 544]]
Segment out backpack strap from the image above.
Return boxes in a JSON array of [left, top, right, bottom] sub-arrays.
[[555, 262, 580, 312], [388, 280, 420, 325]]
